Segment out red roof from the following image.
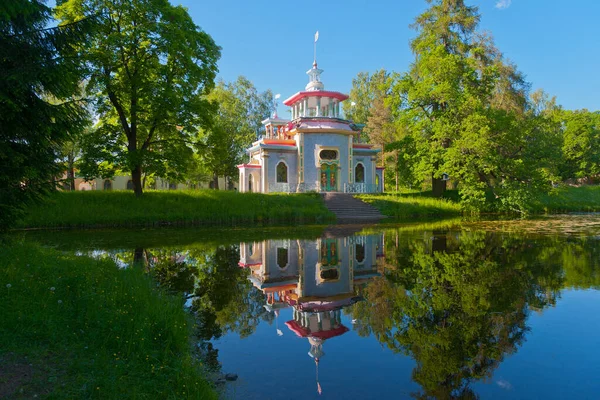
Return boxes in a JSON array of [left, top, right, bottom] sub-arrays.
[[237, 164, 261, 169], [285, 320, 349, 340], [283, 91, 349, 106]]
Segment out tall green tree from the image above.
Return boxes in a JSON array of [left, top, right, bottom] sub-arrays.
[[199, 77, 273, 189], [0, 0, 91, 230], [55, 0, 220, 196], [395, 0, 559, 211]]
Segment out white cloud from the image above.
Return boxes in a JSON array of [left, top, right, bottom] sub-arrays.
[[496, 380, 513, 390], [495, 0, 512, 9]]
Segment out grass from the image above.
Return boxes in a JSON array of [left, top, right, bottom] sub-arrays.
[[361, 185, 600, 218], [357, 191, 463, 219], [16, 190, 335, 229], [531, 185, 600, 213], [0, 240, 217, 399]]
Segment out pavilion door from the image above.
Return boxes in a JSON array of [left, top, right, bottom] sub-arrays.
[[320, 163, 337, 192]]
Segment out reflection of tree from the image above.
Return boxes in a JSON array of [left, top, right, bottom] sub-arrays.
[[131, 245, 272, 371], [349, 230, 564, 399]]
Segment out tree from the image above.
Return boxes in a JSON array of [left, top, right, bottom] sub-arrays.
[[55, 0, 220, 196], [199, 77, 273, 189], [344, 70, 389, 133], [560, 109, 600, 182], [0, 0, 91, 229], [395, 0, 559, 211]]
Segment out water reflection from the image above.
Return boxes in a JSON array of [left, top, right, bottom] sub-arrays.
[[239, 234, 384, 393], [43, 219, 600, 398]]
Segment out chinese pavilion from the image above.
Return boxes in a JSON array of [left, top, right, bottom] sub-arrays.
[[237, 53, 384, 193]]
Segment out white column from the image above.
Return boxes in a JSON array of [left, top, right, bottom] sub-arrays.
[[304, 98, 308, 116], [316, 97, 321, 116], [328, 98, 333, 117]]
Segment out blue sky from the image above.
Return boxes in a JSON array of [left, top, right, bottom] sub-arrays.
[[178, 0, 600, 113]]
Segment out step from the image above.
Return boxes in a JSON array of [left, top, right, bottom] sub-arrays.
[[321, 193, 384, 223]]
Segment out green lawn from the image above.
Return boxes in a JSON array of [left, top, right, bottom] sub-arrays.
[[357, 192, 463, 219], [0, 241, 217, 399], [530, 185, 600, 213], [16, 190, 334, 229], [361, 185, 600, 218]]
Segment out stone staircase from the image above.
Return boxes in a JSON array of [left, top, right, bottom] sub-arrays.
[[322, 192, 385, 223]]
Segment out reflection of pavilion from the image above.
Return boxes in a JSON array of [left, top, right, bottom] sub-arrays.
[[239, 234, 384, 394]]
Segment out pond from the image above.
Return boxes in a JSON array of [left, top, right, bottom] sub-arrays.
[[23, 215, 600, 399]]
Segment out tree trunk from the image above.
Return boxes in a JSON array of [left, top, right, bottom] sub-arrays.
[[431, 230, 448, 253], [395, 151, 399, 192], [132, 165, 143, 197], [432, 175, 446, 198], [67, 152, 75, 191], [212, 174, 219, 190], [133, 247, 146, 266]]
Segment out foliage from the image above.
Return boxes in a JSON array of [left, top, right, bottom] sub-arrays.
[[559, 109, 600, 181], [55, 0, 221, 196], [349, 228, 564, 397], [0, 0, 91, 230], [0, 240, 216, 399], [16, 190, 335, 229], [343, 69, 389, 126], [199, 77, 273, 188], [368, 0, 562, 212]]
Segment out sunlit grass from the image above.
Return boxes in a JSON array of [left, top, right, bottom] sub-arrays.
[[531, 185, 600, 213], [357, 192, 463, 219], [16, 190, 334, 229], [0, 241, 217, 399]]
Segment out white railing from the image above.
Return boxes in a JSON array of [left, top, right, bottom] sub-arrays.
[[269, 182, 292, 193], [296, 182, 321, 193], [343, 183, 379, 194]]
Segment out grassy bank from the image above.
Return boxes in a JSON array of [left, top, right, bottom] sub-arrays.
[[0, 241, 216, 399], [357, 192, 463, 219], [530, 185, 600, 213], [361, 185, 600, 218], [16, 190, 334, 229]]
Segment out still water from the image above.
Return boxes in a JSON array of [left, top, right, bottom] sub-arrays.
[[26, 216, 600, 399]]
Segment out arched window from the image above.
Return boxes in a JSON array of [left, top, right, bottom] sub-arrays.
[[277, 248, 288, 269], [355, 244, 365, 264], [103, 179, 112, 190], [126, 180, 134, 190], [248, 174, 253, 192], [276, 162, 288, 183], [355, 163, 365, 183]]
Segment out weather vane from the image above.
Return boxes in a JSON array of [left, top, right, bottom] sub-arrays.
[[314, 30, 319, 65], [273, 93, 281, 118]]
